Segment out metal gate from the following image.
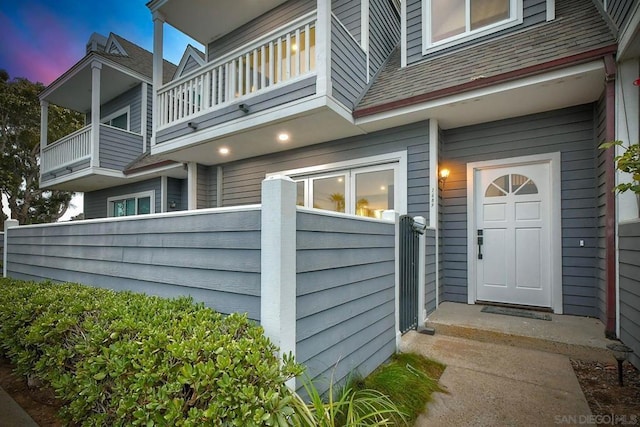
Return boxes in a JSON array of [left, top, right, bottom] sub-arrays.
[[399, 215, 420, 333]]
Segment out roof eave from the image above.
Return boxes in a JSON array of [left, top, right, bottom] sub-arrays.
[[354, 44, 618, 119]]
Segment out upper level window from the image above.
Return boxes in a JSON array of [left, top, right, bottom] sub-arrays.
[[424, 0, 521, 51], [101, 106, 130, 131]]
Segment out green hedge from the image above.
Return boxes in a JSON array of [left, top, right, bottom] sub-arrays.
[[0, 278, 302, 426]]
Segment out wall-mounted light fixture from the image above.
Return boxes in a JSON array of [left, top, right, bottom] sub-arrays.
[[187, 122, 198, 130], [239, 103, 250, 113], [439, 168, 450, 187], [169, 201, 177, 209]]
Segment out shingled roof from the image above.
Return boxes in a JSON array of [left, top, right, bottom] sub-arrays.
[[100, 34, 177, 84], [355, 0, 616, 117]]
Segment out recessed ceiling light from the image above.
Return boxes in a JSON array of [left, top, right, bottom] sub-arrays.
[[219, 147, 230, 155], [278, 133, 289, 142]]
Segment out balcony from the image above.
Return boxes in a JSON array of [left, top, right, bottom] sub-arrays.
[[157, 14, 316, 130], [41, 125, 92, 175], [40, 124, 144, 191]]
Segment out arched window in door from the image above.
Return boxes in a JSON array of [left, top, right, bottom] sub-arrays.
[[485, 174, 538, 197]]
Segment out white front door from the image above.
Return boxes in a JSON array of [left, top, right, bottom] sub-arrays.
[[475, 162, 552, 308]]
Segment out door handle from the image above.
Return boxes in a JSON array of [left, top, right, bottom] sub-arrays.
[[477, 230, 483, 260]]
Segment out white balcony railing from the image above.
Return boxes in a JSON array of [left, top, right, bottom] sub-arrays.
[[41, 125, 92, 174], [157, 13, 317, 129]]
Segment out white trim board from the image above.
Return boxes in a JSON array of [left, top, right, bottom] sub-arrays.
[[465, 152, 563, 314]]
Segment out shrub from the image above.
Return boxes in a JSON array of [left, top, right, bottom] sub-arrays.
[[0, 278, 302, 426]]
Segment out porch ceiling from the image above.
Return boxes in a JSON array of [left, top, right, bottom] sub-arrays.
[[152, 105, 364, 165], [43, 165, 187, 193], [153, 0, 288, 45], [356, 61, 607, 132], [42, 59, 144, 113]]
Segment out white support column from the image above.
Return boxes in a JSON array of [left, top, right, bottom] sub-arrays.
[[382, 209, 401, 351], [3, 219, 18, 278], [90, 61, 102, 168], [415, 216, 427, 325], [152, 11, 165, 147], [141, 82, 148, 151], [361, 0, 370, 82], [40, 100, 49, 149], [315, 0, 332, 96], [401, 0, 407, 67], [261, 175, 297, 388], [161, 175, 168, 213], [187, 162, 197, 210], [616, 59, 640, 221], [428, 119, 440, 308]]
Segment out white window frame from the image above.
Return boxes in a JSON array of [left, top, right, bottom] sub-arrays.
[[268, 151, 408, 216], [422, 0, 523, 54], [101, 106, 131, 131], [107, 190, 155, 217]]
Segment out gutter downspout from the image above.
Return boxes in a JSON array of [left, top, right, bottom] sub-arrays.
[[604, 54, 617, 339]]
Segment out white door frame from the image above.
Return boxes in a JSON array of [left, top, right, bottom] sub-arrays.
[[466, 152, 563, 313]]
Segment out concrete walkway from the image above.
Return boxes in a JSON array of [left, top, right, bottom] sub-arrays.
[[403, 332, 596, 427], [400, 302, 621, 427]]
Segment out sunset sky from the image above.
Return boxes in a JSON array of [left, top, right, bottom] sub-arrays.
[[0, 0, 200, 220], [0, 0, 200, 85]]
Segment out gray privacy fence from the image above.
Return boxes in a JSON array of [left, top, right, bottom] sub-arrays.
[[619, 220, 640, 369], [3, 176, 402, 392]]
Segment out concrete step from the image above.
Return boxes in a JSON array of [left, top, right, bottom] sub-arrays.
[[425, 302, 618, 363]]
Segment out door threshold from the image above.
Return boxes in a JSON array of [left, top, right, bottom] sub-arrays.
[[476, 301, 553, 313]]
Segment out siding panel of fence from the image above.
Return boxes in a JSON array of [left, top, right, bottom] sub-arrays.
[[295, 210, 396, 393], [5, 208, 262, 320], [619, 220, 640, 369]]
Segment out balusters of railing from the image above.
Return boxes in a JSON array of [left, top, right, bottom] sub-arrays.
[[286, 33, 291, 81], [295, 28, 300, 76], [304, 24, 311, 73]]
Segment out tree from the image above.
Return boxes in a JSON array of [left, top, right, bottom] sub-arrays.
[[0, 70, 83, 224]]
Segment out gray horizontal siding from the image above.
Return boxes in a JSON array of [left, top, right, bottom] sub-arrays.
[[331, 15, 368, 110], [41, 158, 90, 183], [619, 220, 640, 370], [156, 77, 316, 144], [406, 0, 546, 65], [84, 178, 162, 219], [5, 209, 262, 320], [167, 177, 186, 212], [197, 164, 210, 209], [425, 228, 436, 316], [296, 211, 396, 393], [208, 0, 316, 61], [181, 56, 202, 77], [146, 84, 153, 151], [607, 0, 635, 31], [220, 121, 430, 218], [99, 125, 143, 171], [441, 104, 599, 316], [368, 0, 400, 77], [333, 0, 361, 41]]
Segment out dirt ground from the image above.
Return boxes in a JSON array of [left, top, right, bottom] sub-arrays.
[[572, 359, 640, 426], [0, 357, 62, 427], [1, 356, 639, 426]]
